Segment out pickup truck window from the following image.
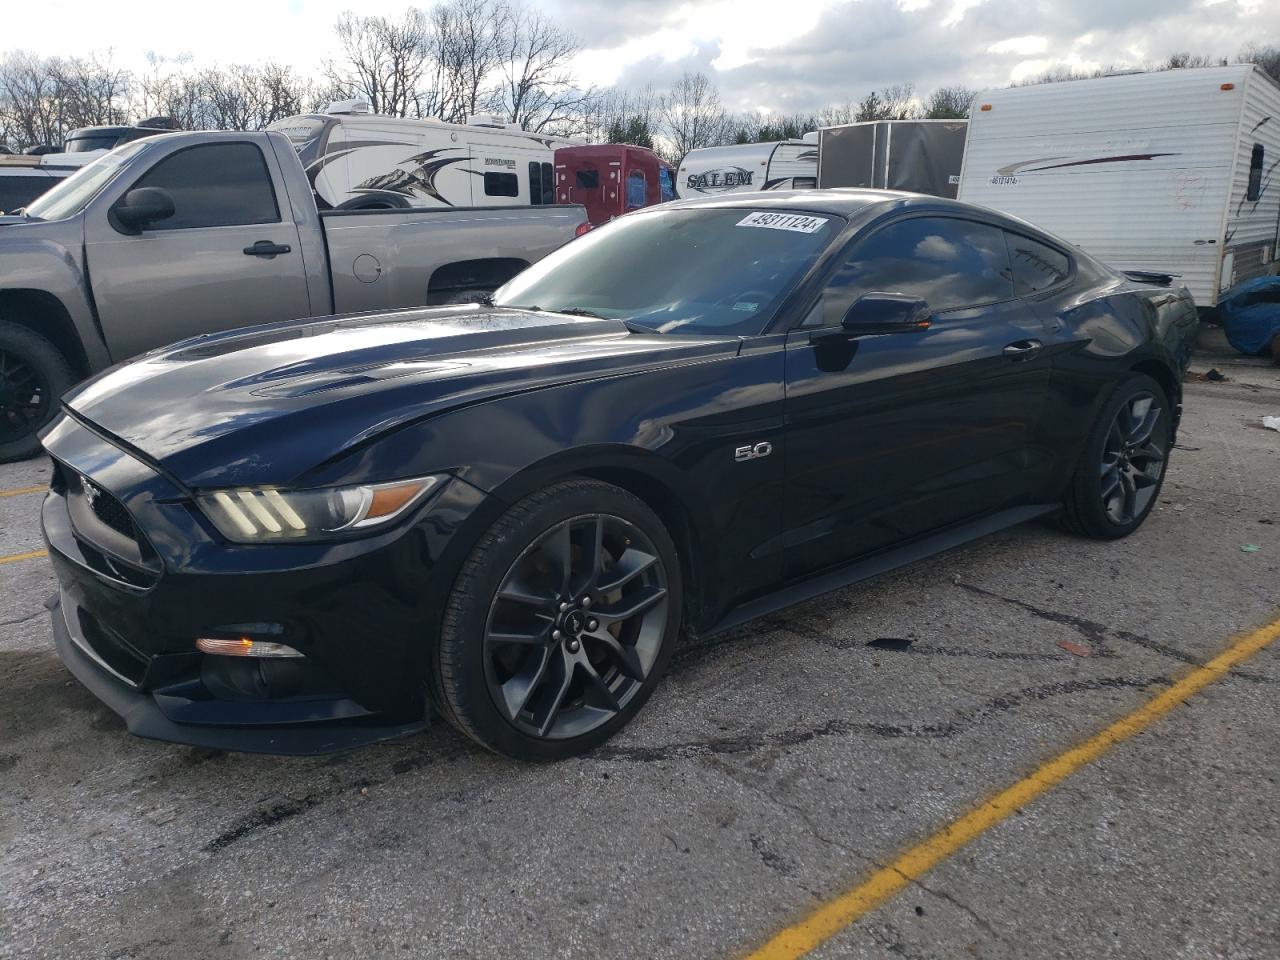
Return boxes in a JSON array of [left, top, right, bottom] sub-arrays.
[[23, 144, 144, 221], [131, 142, 280, 230]]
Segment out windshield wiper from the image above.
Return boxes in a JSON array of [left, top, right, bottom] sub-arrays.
[[555, 307, 605, 319]]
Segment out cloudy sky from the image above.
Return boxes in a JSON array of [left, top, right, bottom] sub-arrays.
[[8, 0, 1278, 114]]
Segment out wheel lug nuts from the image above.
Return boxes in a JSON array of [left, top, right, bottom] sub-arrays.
[[559, 601, 570, 612], [587, 619, 598, 631], [581, 597, 592, 608], [552, 629, 561, 640], [567, 639, 580, 653]]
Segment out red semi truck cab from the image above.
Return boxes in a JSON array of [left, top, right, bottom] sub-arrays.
[[552, 144, 676, 225]]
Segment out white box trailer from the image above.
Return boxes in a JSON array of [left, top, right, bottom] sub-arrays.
[[818, 119, 967, 198], [675, 135, 818, 198], [958, 65, 1280, 307]]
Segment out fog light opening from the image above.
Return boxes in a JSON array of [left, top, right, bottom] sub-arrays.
[[196, 636, 303, 658]]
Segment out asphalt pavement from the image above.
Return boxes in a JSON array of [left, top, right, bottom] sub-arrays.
[[2, 356, 1278, 960]]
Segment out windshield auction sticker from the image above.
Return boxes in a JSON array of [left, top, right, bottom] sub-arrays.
[[736, 211, 829, 233]]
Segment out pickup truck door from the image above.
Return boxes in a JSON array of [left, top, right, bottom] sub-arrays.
[[782, 214, 1052, 581], [84, 139, 313, 362]]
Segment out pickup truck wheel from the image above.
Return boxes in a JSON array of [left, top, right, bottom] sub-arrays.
[[0, 322, 74, 463], [434, 479, 682, 760], [1060, 373, 1171, 540]]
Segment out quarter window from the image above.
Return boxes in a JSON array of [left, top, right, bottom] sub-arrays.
[[130, 142, 280, 230], [1247, 143, 1263, 202], [484, 171, 519, 197], [1006, 232, 1071, 294], [823, 216, 1013, 322]]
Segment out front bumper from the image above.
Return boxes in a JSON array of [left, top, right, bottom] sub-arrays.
[[40, 413, 490, 755]]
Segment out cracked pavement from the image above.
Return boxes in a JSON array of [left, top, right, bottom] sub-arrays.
[[2, 358, 1280, 960]]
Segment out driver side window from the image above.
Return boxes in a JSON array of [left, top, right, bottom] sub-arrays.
[[130, 142, 281, 231], [820, 216, 1014, 325]]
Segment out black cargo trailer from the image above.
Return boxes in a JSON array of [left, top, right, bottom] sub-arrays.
[[818, 120, 967, 198]]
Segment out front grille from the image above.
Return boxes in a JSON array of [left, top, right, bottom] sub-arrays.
[[87, 485, 136, 540]]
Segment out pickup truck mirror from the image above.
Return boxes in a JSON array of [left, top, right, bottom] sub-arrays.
[[841, 293, 932, 335], [112, 187, 176, 235]]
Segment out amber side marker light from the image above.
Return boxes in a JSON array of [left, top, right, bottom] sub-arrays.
[[1221, 83, 1235, 90], [196, 637, 303, 658], [980, 103, 993, 111]]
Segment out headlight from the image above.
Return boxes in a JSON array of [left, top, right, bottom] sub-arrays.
[[196, 476, 441, 543]]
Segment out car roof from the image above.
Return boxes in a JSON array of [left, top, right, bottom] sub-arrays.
[[660, 188, 1079, 245]]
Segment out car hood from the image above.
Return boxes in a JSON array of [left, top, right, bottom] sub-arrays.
[[61, 306, 739, 488]]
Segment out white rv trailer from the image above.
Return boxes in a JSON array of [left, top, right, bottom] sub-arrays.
[[675, 134, 819, 199], [958, 65, 1280, 306], [0, 151, 100, 213], [267, 102, 583, 210]]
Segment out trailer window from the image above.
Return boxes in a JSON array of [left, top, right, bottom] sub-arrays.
[[1005, 232, 1071, 294], [528, 162, 553, 205], [576, 169, 599, 189], [1247, 143, 1263, 202], [792, 177, 817, 190], [484, 171, 519, 198], [626, 170, 646, 209]]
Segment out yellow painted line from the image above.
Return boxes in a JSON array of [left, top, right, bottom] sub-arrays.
[[0, 484, 45, 498], [743, 615, 1280, 960], [0, 548, 47, 566]]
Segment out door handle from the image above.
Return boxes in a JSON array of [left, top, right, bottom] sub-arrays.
[[1002, 339, 1043, 360], [243, 240, 292, 259]]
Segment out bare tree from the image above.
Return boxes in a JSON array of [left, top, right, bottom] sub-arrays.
[[53, 52, 131, 129], [0, 51, 65, 148], [492, 3, 592, 133], [1238, 44, 1280, 83], [324, 9, 431, 117], [658, 72, 729, 164]]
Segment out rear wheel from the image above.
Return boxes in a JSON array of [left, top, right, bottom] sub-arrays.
[[0, 321, 74, 463], [434, 479, 682, 760], [1061, 373, 1171, 539]]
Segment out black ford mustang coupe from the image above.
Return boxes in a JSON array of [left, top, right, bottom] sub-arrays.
[[40, 190, 1198, 759]]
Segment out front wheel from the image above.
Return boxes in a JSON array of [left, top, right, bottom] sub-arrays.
[[0, 322, 75, 463], [1061, 373, 1171, 539], [433, 479, 682, 760]]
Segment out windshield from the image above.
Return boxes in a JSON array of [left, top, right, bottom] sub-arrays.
[[493, 207, 840, 336], [24, 142, 147, 220]]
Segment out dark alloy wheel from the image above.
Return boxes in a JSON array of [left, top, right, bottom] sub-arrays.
[[484, 513, 669, 740], [1062, 372, 1171, 540], [1098, 390, 1165, 525], [435, 479, 682, 759], [0, 322, 75, 464]]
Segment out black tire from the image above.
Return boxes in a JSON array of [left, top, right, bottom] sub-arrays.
[[0, 321, 75, 463], [434, 478, 682, 760], [1061, 373, 1171, 540]]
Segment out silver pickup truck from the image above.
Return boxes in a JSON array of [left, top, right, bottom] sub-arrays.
[[0, 130, 588, 461]]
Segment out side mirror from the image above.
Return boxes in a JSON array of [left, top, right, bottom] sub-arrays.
[[112, 187, 175, 234], [841, 293, 932, 335]]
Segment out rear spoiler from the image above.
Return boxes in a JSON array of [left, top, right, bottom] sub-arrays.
[[1122, 270, 1178, 287]]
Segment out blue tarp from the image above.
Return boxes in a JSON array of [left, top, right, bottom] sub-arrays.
[[1220, 275, 1280, 355]]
